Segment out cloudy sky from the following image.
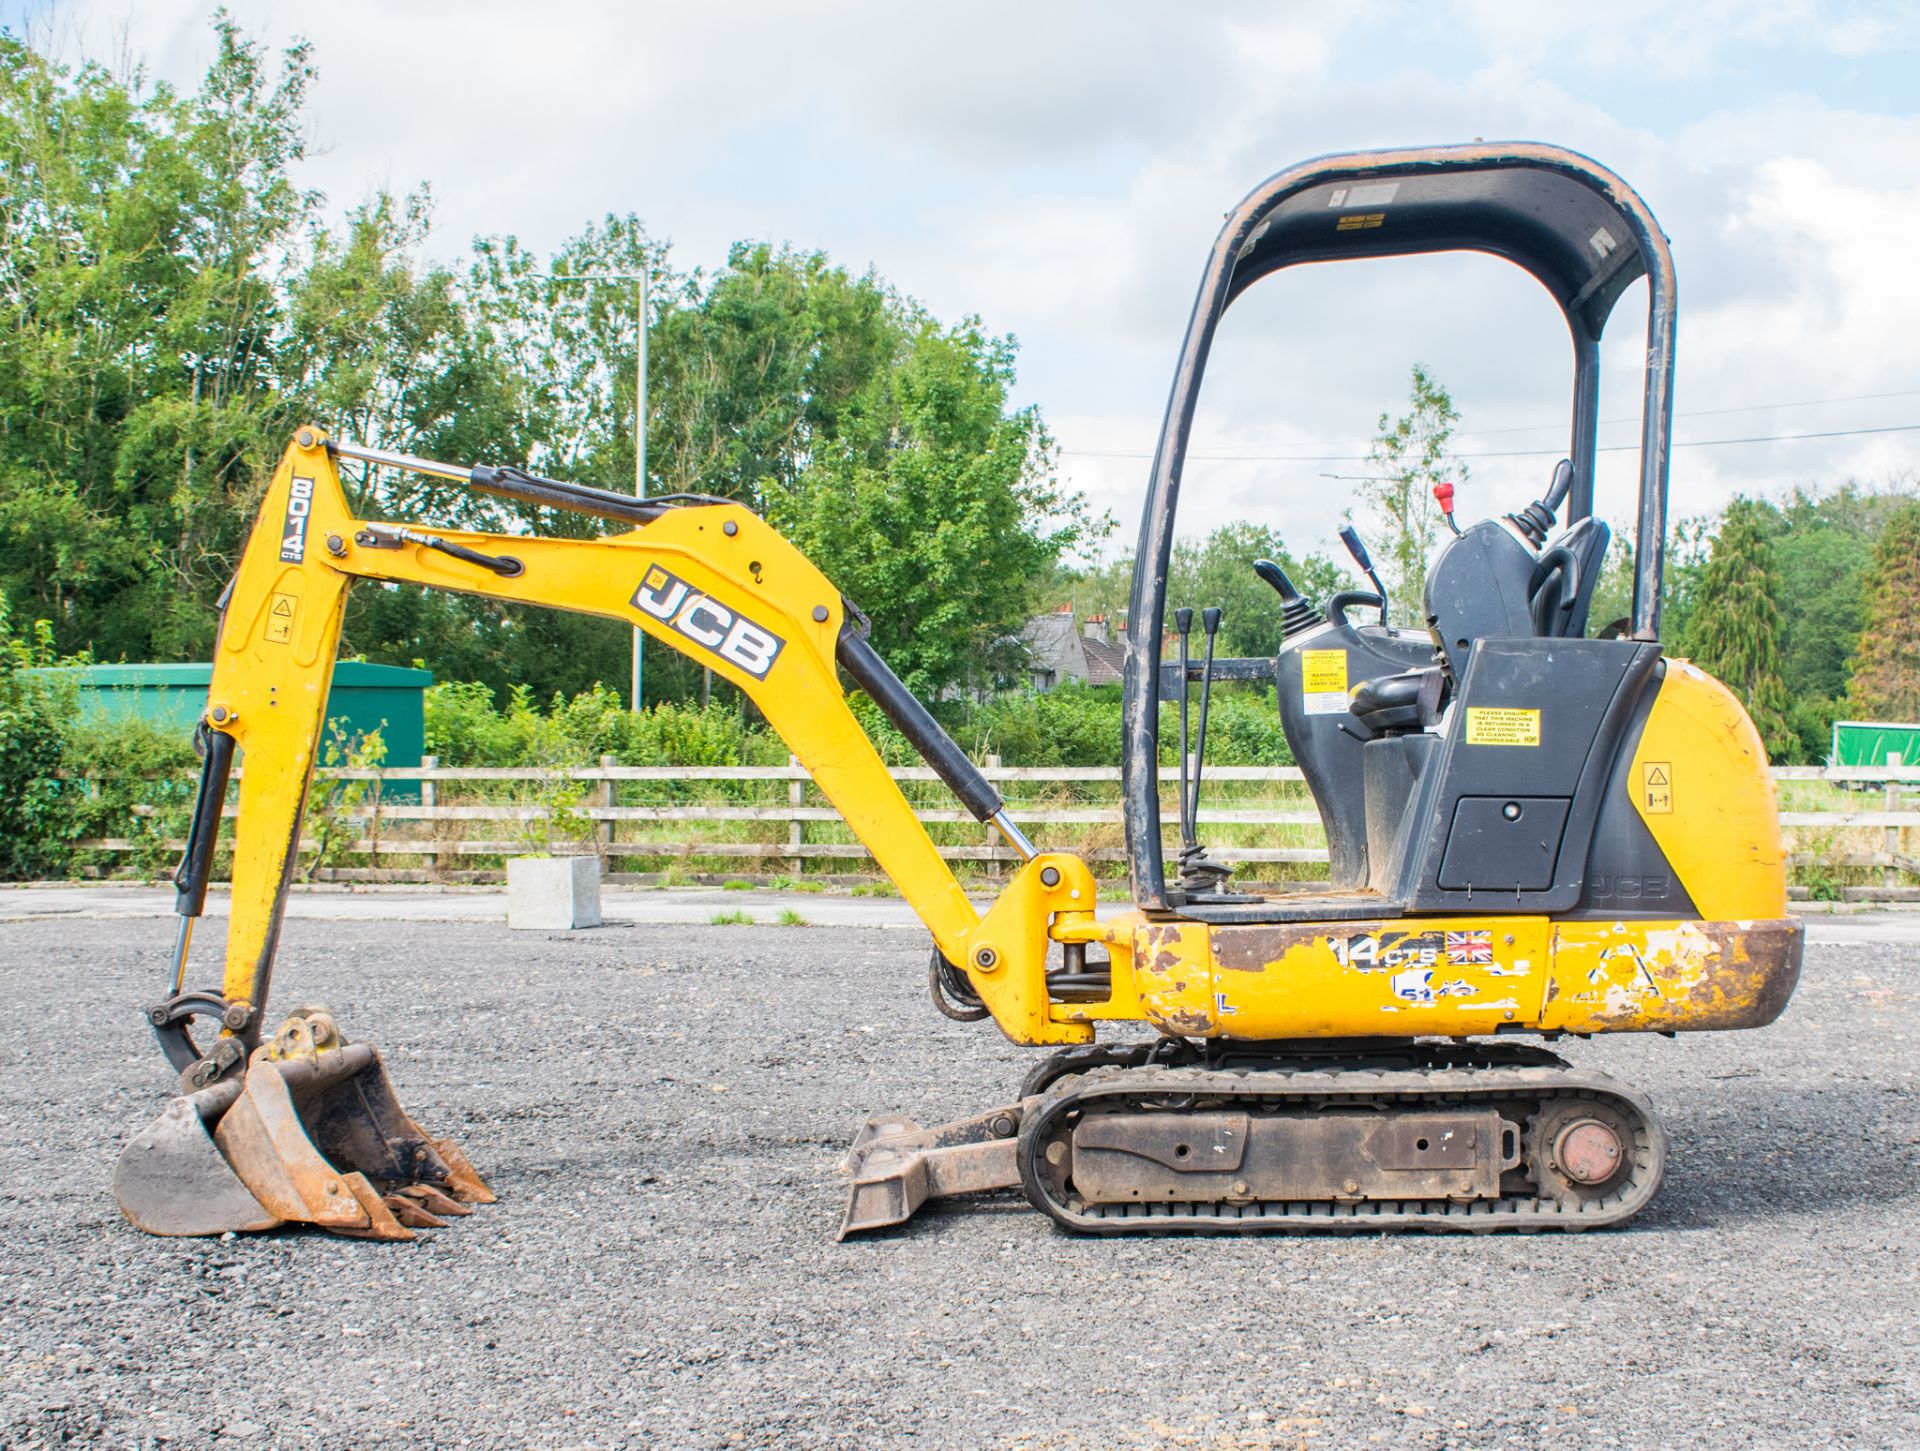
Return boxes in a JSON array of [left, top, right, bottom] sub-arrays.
[[14, 1, 1920, 563]]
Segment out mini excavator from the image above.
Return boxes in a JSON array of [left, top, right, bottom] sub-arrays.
[[115, 142, 1801, 1243]]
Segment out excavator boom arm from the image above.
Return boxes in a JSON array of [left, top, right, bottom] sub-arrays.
[[190, 431, 1093, 1054]]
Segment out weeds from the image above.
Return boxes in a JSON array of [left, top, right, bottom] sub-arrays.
[[304, 725, 387, 881], [776, 908, 809, 926], [768, 875, 826, 894], [709, 909, 754, 925]]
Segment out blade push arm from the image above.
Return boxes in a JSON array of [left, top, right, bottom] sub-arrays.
[[193, 431, 1093, 1051]]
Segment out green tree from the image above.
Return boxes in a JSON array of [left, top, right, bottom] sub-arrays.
[[0, 21, 319, 661], [649, 242, 892, 511], [1844, 501, 1920, 722], [0, 595, 79, 877], [1066, 523, 1343, 659], [778, 315, 1103, 696], [1679, 498, 1794, 760], [1356, 364, 1467, 625], [0, 18, 1082, 713]]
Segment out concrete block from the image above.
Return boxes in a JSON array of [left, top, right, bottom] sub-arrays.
[[506, 855, 602, 930]]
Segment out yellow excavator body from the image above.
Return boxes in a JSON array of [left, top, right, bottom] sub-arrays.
[[113, 141, 1804, 1244]]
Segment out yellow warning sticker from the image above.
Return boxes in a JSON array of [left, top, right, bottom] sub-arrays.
[[1302, 650, 1347, 693], [1301, 649, 1349, 717], [264, 591, 297, 645], [1335, 212, 1386, 231], [1464, 706, 1541, 747], [1641, 760, 1673, 814]]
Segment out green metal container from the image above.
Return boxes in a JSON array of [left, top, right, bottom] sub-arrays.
[[1829, 719, 1920, 770], [53, 661, 431, 767]]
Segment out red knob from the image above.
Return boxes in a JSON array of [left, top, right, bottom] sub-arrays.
[[1433, 480, 1455, 514]]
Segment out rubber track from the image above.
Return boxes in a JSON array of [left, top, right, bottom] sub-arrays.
[[1016, 1059, 1666, 1235]]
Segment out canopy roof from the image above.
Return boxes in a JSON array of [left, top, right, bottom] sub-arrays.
[[1222, 141, 1666, 340]]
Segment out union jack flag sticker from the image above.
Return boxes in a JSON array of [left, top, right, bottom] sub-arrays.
[[1446, 930, 1494, 965]]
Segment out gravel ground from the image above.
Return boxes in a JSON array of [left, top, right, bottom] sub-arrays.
[[1, 915, 1915, 1450]]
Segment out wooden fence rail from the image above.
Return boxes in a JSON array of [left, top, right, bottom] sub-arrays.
[[69, 761, 1920, 894]]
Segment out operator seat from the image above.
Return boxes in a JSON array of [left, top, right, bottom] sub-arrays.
[[1357, 486, 1610, 740]]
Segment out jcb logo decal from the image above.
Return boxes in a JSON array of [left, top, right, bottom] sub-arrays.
[[280, 475, 314, 563], [632, 565, 785, 679]]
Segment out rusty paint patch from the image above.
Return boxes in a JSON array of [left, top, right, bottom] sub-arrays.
[[1548, 919, 1802, 1032], [1160, 1012, 1213, 1034], [1131, 921, 1217, 1035], [1211, 923, 1335, 973]]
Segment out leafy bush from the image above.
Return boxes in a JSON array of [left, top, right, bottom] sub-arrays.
[[422, 674, 1294, 771], [0, 597, 81, 878], [304, 725, 388, 879], [960, 682, 1121, 766], [954, 682, 1293, 767], [1786, 693, 1841, 767], [425, 681, 792, 768], [62, 711, 201, 878]]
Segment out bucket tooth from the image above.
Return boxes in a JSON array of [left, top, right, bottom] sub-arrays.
[[384, 1195, 449, 1231], [428, 1136, 495, 1204], [331, 1171, 415, 1241], [393, 1183, 472, 1217], [113, 1078, 283, 1237]]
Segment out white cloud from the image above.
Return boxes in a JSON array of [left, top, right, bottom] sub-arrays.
[[1453, 0, 1919, 77], [19, 0, 1920, 557]]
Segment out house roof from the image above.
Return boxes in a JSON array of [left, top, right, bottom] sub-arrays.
[[1081, 636, 1125, 686]]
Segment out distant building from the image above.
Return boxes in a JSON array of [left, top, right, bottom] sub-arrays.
[[1020, 607, 1127, 692]]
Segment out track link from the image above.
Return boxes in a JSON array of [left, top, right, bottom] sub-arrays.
[[1016, 1049, 1665, 1234]]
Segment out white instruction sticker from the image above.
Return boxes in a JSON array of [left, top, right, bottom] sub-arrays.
[[1327, 181, 1399, 209]]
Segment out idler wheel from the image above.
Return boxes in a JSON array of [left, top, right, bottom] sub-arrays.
[[1529, 1100, 1636, 1204], [1554, 1118, 1624, 1185]]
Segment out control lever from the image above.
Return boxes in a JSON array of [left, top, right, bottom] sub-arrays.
[[1507, 458, 1574, 548], [1337, 525, 1389, 625], [1544, 457, 1574, 511], [1174, 607, 1194, 849], [1178, 608, 1233, 895], [1433, 481, 1461, 537], [1252, 558, 1320, 638], [1325, 589, 1386, 627]]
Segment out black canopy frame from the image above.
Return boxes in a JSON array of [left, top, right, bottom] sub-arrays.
[[1119, 141, 1678, 911]]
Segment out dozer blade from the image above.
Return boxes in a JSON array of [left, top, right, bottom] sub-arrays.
[[113, 1077, 283, 1237], [838, 1103, 1028, 1239], [115, 1007, 493, 1241]]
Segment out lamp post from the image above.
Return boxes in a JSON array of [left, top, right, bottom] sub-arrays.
[[536, 268, 649, 710]]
